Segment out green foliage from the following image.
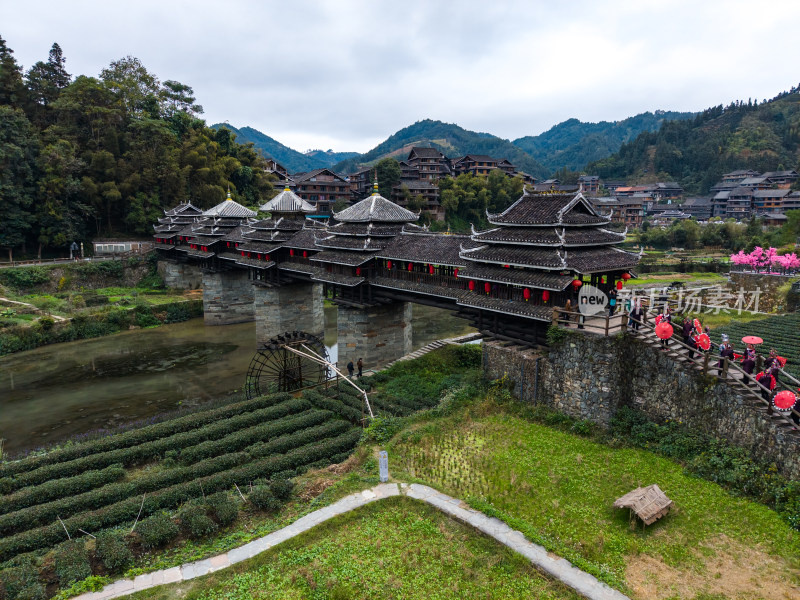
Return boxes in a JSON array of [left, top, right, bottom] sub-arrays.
[[0, 267, 50, 290], [205, 492, 238, 526], [375, 158, 401, 199], [589, 90, 800, 194], [248, 486, 281, 512], [95, 531, 133, 572], [363, 417, 404, 445], [268, 479, 294, 501], [178, 505, 218, 539], [546, 324, 567, 346], [136, 513, 179, 549], [0, 559, 45, 600], [438, 171, 523, 230], [53, 540, 91, 586]]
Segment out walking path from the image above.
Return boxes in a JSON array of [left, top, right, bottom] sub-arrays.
[[381, 331, 483, 369], [75, 482, 629, 600], [0, 297, 67, 321]]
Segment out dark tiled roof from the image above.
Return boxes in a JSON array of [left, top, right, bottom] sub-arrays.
[[153, 243, 177, 251], [753, 189, 790, 198], [377, 233, 477, 266], [203, 198, 257, 218], [472, 227, 624, 246], [186, 249, 214, 259], [309, 250, 378, 266], [236, 241, 283, 254], [457, 265, 573, 290], [395, 180, 439, 191], [250, 217, 305, 231], [291, 168, 347, 183], [370, 276, 468, 302], [233, 257, 276, 270], [326, 222, 405, 236], [314, 234, 388, 251], [278, 262, 325, 276], [488, 192, 610, 226], [409, 147, 444, 159], [284, 229, 319, 250], [164, 202, 203, 217], [311, 271, 365, 287], [333, 194, 419, 223], [456, 295, 553, 322], [461, 244, 639, 273]]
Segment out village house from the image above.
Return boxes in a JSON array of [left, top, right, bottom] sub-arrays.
[[291, 168, 350, 216]]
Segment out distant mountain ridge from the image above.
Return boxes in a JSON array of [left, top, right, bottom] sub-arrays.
[[587, 88, 800, 194], [512, 111, 696, 172], [332, 119, 550, 179], [209, 124, 358, 173]]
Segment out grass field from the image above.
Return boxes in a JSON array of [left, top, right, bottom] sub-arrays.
[[129, 496, 583, 600], [387, 402, 800, 599]]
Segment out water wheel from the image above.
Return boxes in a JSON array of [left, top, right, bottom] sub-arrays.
[[245, 331, 331, 398]]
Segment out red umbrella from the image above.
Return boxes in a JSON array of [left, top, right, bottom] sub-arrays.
[[696, 333, 711, 351], [655, 322, 673, 340], [773, 390, 796, 410], [693, 318, 702, 333], [742, 336, 764, 345]]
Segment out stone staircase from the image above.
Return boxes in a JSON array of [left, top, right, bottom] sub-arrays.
[[628, 326, 799, 434], [381, 332, 483, 370]]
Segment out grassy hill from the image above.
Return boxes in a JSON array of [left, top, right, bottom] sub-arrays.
[[209, 124, 358, 173], [332, 119, 550, 179], [513, 111, 695, 172], [588, 87, 800, 193]]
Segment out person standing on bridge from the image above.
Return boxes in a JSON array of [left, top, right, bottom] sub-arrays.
[[741, 344, 756, 383], [717, 334, 734, 372], [682, 318, 695, 359], [357, 357, 363, 378], [607, 288, 617, 317], [659, 307, 672, 349], [347, 359, 354, 378]]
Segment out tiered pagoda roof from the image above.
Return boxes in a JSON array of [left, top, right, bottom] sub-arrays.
[[310, 183, 420, 286], [153, 203, 204, 248]]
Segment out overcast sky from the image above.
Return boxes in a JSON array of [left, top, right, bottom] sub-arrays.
[[3, 0, 799, 153]]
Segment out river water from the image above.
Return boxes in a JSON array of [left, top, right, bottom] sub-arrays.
[[0, 305, 474, 456]]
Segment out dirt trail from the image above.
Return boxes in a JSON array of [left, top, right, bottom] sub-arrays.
[[0, 297, 67, 321]]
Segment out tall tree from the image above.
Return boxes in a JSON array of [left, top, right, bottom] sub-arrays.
[[0, 35, 26, 108], [0, 107, 39, 260], [100, 56, 160, 117], [375, 158, 401, 198], [25, 42, 71, 122], [160, 80, 203, 117]]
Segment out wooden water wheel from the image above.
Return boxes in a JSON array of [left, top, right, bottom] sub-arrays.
[[245, 331, 331, 398]]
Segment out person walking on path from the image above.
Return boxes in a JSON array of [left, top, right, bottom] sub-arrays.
[[357, 357, 363, 378], [682, 317, 695, 359], [346, 359, 354, 378], [717, 334, 734, 371], [607, 288, 617, 317], [659, 307, 672, 349]]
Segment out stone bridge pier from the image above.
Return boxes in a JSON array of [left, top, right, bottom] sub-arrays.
[[202, 270, 255, 325], [254, 282, 324, 343], [337, 301, 412, 370]]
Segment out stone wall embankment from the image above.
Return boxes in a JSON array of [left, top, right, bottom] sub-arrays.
[[483, 332, 800, 480]]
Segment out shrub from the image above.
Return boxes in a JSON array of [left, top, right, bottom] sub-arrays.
[[0, 267, 50, 291], [135, 513, 179, 549], [546, 324, 567, 346], [362, 417, 402, 445], [0, 561, 45, 600], [54, 540, 91, 586], [95, 531, 133, 572], [206, 492, 238, 526], [179, 505, 217, 539], [248, 486, 281, 511], [269, 479, 294, 501], [134, 307, 160, 328]]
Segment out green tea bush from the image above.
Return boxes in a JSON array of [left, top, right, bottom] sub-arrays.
[[0, 560, 45, 600], [95, 531, 133, 572], [205, 492, 238, 526], [248, 486, 281, 511], [0, 267, 50, 291], [136, 513, 179, 549], [269, 479, 294, 501], [54, 540, 91, 586], [178, 505, 218, 539]]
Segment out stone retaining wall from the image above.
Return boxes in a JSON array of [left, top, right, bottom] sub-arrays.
[[202, 270, 255, 325], [338, 302, 412, 369], [158, 261, 202, 290], [484, 332, 800, 479]]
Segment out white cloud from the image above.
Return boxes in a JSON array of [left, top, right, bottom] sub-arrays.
[[2, 0, 800, 153]]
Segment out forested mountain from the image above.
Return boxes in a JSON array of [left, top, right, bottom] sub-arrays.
[[209, 123, 358, 172], [588, 89, 800, 194], [0, 36, 276, 260], [332, 119, 550, 179], [512, 111, 695, 172]]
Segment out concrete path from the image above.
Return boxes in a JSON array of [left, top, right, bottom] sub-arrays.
[[0, 297, 67, 321], [75, 482, 629, 600]]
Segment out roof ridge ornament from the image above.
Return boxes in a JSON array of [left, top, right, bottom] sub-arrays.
[[226, 185, 232, 201], [556, 227, 566, 245]]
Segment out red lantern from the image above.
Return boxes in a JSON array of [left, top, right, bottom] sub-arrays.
[[616, 280, 623, 290], [468, 280, 475, 291], [542, 290, 550, 302], [622, 273, 631, 281], [408, 263, 413, 271], [258, 254, 262, 260], [454, 268, 459, 278], [429, 264, 434, 274], [248, 252, 251, 258], [572, 279, 582, 289], [503, 264, 510, 268], [696, 333, 711, 351], [773, 390, 797, 412], [523, 288, 531, 301], [227, 242, 230, 248], [289, 249, 294, 256], [655, 322, 673, 340], [303, 251, 308, 258], [265, 255, 270, 261], [484, 282, 491, 295], [356, 267, 361, 276], [387, 260, 392, 270], [241, 251, 245, 256], [601, 276, 607, 284]]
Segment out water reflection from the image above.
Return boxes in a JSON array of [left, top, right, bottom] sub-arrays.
[[0, 305, 473, 455]]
